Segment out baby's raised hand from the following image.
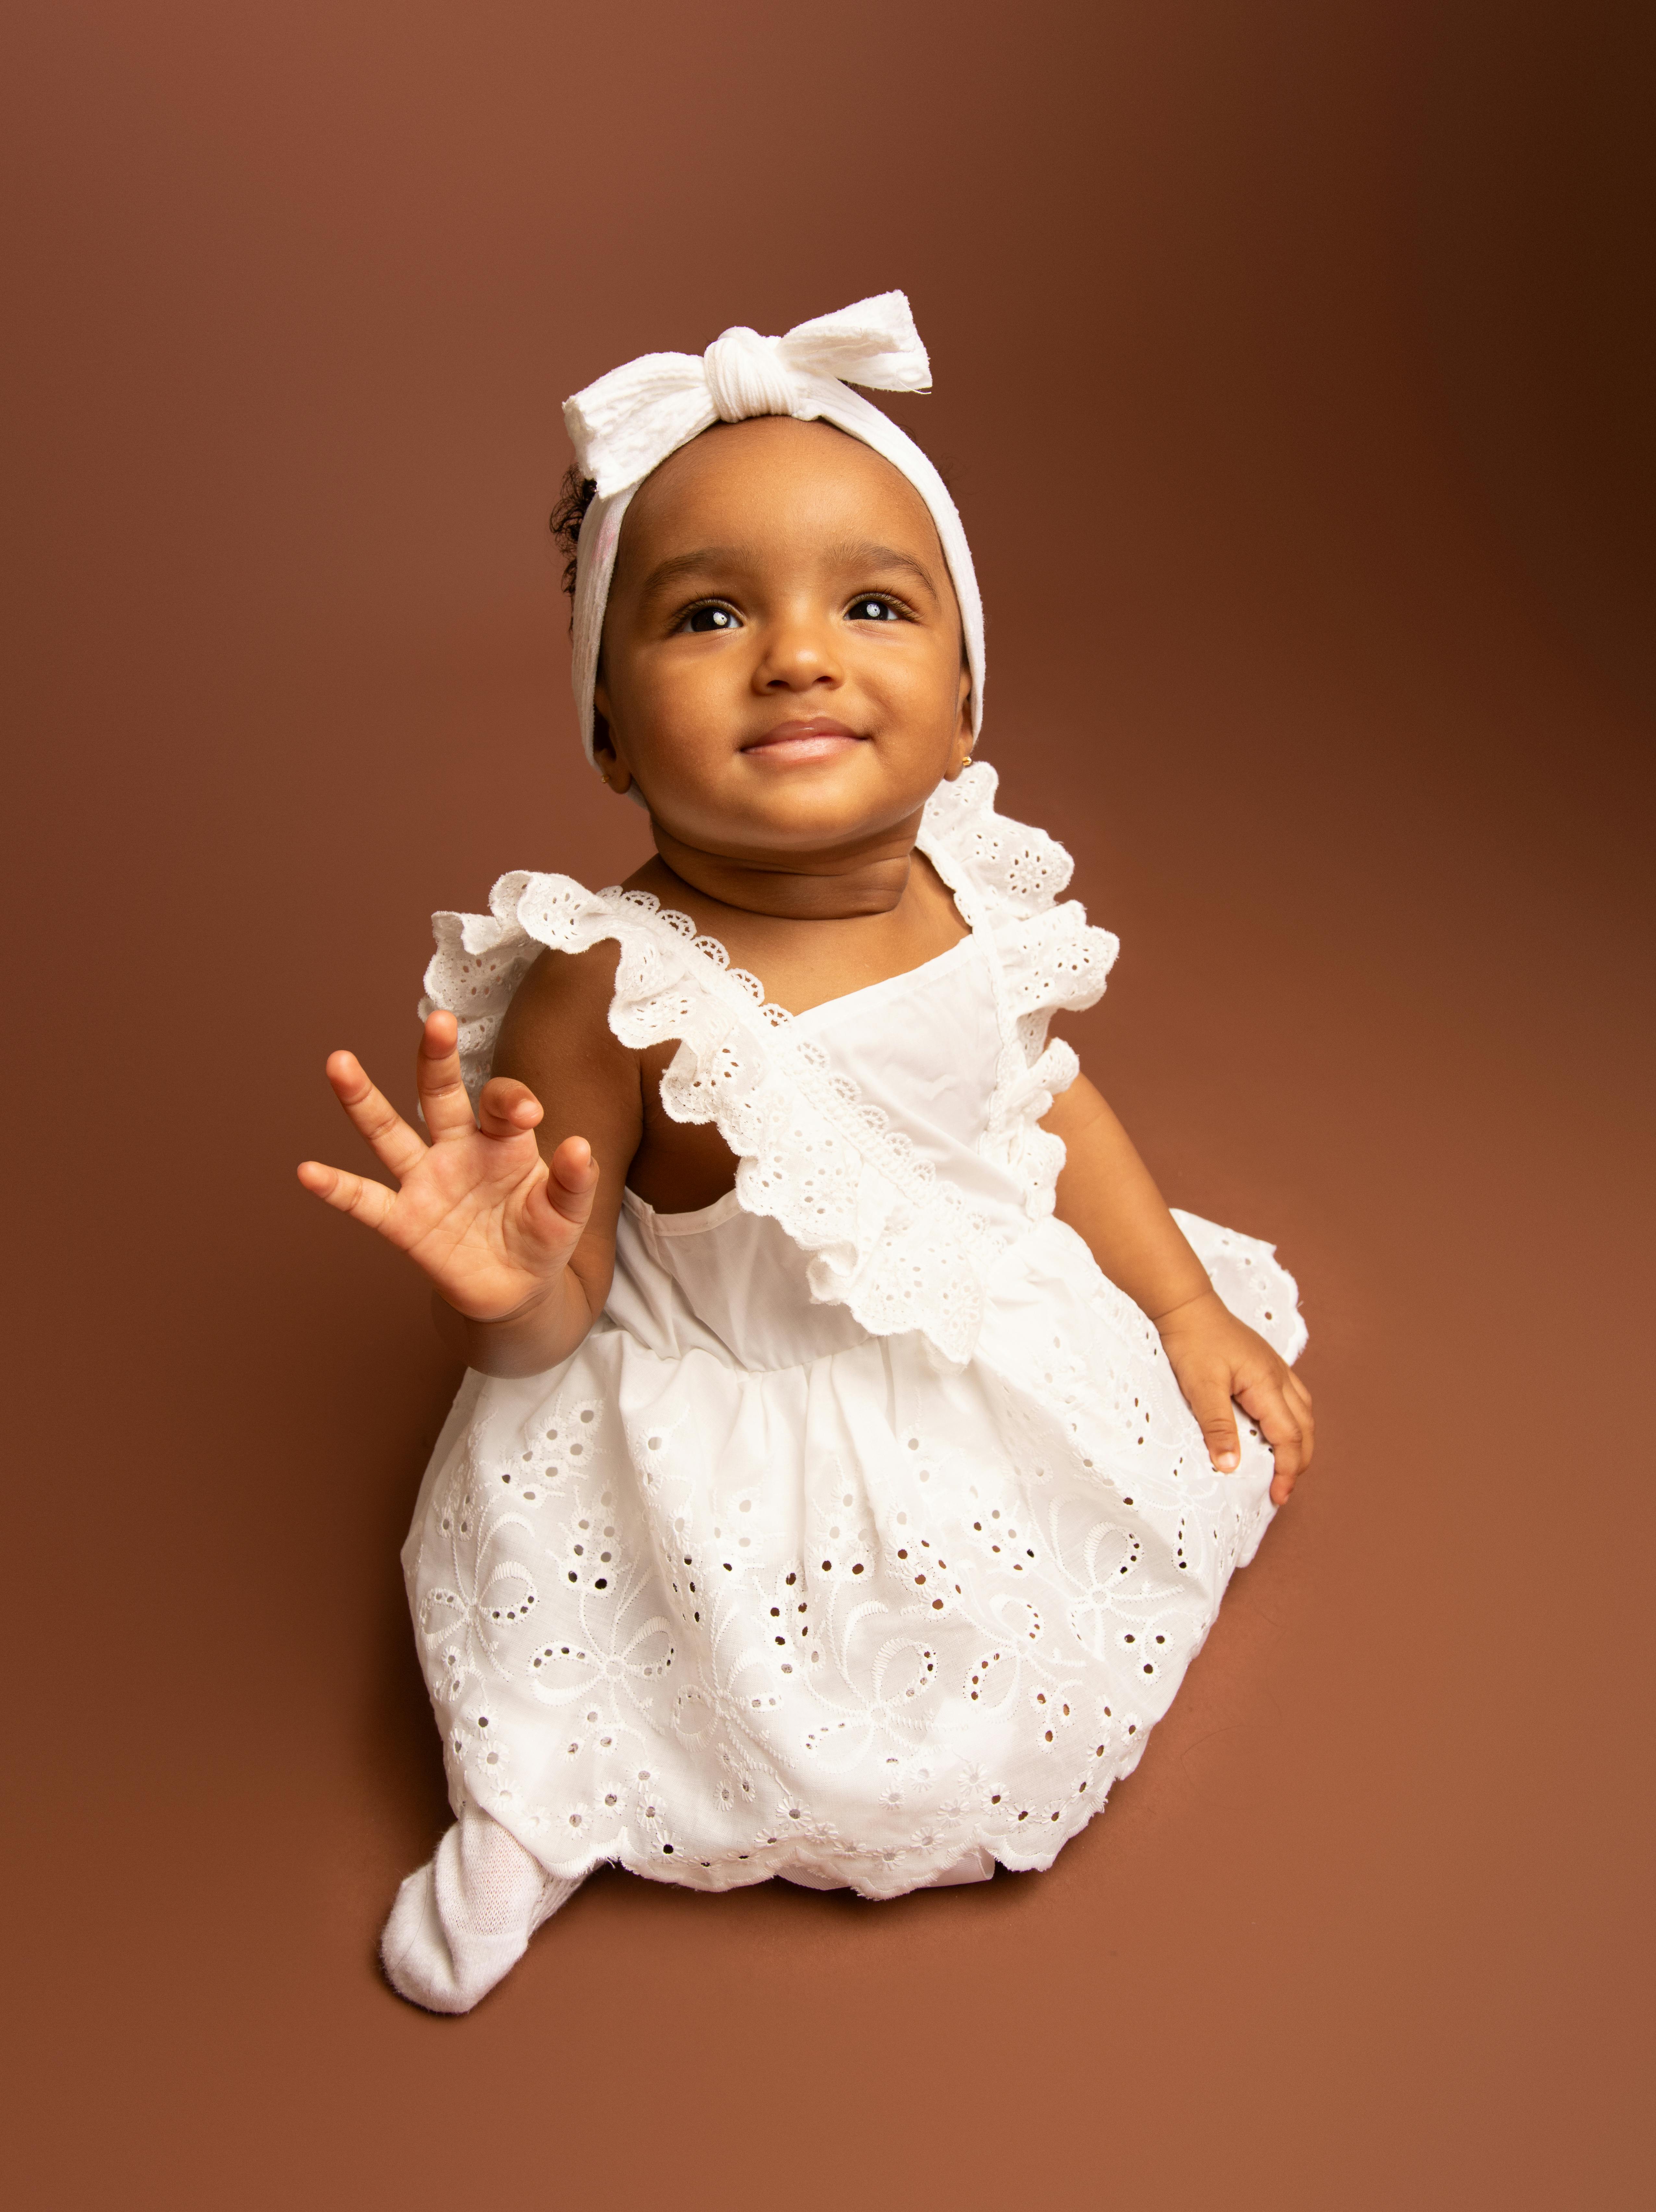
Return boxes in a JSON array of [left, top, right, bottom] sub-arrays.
[[1153, 1291, 1315, 1506], [298, 1009, 598, 1328]]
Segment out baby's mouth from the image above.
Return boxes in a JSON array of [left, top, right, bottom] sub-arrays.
[[740, 718, 868, 766]]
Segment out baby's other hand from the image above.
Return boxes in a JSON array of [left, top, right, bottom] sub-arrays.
[[1152, 1291, 1314, 1505], [297, 1009, 599, 1325]]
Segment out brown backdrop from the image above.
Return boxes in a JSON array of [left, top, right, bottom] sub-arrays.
[[5, 3, 1651, 2206]]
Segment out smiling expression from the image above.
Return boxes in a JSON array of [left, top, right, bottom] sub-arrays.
[[592, 416, 973, 862]]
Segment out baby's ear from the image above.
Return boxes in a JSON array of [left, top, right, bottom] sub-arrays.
[[948, 663, 975, 772], [589, 703, 633, 798]]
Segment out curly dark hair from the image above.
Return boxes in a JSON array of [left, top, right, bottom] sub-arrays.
[[549, 464, 598, 601]]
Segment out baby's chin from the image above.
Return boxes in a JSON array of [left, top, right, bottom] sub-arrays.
[[655, 754, 940, 858]]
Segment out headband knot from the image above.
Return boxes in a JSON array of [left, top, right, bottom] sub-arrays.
[[565, 291, 934, 500], [703, 326, 800, 424]]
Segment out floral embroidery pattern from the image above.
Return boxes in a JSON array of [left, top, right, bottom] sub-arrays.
[[406, 772, 1304, 1894]]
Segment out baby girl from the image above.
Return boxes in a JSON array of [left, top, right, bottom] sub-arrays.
[[299, 294, 1314, 2013]]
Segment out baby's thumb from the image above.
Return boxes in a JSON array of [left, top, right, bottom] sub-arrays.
[[1190, 1379, 1241, 1473]]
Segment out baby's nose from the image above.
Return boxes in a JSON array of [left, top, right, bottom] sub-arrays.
[[758, 615, 843, 688]]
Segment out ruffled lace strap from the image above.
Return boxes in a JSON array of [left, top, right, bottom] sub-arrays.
[[421, 773, 1119, 1366], [424, 873, 615, 1102], [423, 869, 787, 1094], [422, 869, 1005, 1362], [917, 764, 1119, 1218]]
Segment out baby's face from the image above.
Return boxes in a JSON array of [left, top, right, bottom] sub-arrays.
[[593, 417, 972, 859]]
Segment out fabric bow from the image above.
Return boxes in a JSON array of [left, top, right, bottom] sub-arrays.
[[565, 293, 933, 499]]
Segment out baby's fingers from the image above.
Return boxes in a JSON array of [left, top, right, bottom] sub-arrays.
[[1285, 1372, 1316, 1467], [325, 1051, 427, 1181], [1187, 1373, 1242, 1474], [524, 1135, 600, 1244], [296, 1158, 396, 1233], [477, 1076, 544, 1142], [1237, 1373, 1311, 1504], [416, 1010, 479, 1143]]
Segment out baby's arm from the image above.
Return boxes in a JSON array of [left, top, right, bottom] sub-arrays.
[[298, 944, 640, 1378], [1043, 1075, 1314, 1502]]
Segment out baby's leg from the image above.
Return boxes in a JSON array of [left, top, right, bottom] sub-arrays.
[[380, 1803, 583, 2014]]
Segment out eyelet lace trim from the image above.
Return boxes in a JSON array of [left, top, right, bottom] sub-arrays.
[[917, 768, 1119, 1224], [421, 765, 1118, 1362]]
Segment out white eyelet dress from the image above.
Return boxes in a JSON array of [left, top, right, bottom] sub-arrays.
[[407, 765, 1307, 1899]]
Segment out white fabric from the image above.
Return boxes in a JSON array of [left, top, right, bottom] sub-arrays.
[[380, 1802, 583, 2014], [782, 1844, 993, 1891], [406, 768, 1307, 1901], [563, 292, 985, 767]]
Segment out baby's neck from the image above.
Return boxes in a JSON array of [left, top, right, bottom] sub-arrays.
[[651, 821, 918, 921]]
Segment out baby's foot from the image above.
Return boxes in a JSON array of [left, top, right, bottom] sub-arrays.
[[928, 1845, 995, 1886], [380, 1803, 583, 2014], [782, 1844, 995, 1892]]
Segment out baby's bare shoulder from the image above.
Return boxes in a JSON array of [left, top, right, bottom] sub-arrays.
[[493, 940, 635, 1099]]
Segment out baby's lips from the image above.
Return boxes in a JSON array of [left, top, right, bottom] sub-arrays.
[[740, 716, 869, 764]]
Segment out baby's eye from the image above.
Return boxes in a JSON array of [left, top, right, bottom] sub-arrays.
[[847, 596, 902, 623], [683, 604, 740, 633]]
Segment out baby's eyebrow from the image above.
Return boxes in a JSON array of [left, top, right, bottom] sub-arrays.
[[638, 546, 745, 600], [638, 540, 943, 606], [828, 542, 942, 604]]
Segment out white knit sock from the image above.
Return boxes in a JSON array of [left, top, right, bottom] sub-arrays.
[[380, 1804, 584, 2015]]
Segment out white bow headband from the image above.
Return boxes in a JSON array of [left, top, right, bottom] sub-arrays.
[[562, 291, 985, 770]]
